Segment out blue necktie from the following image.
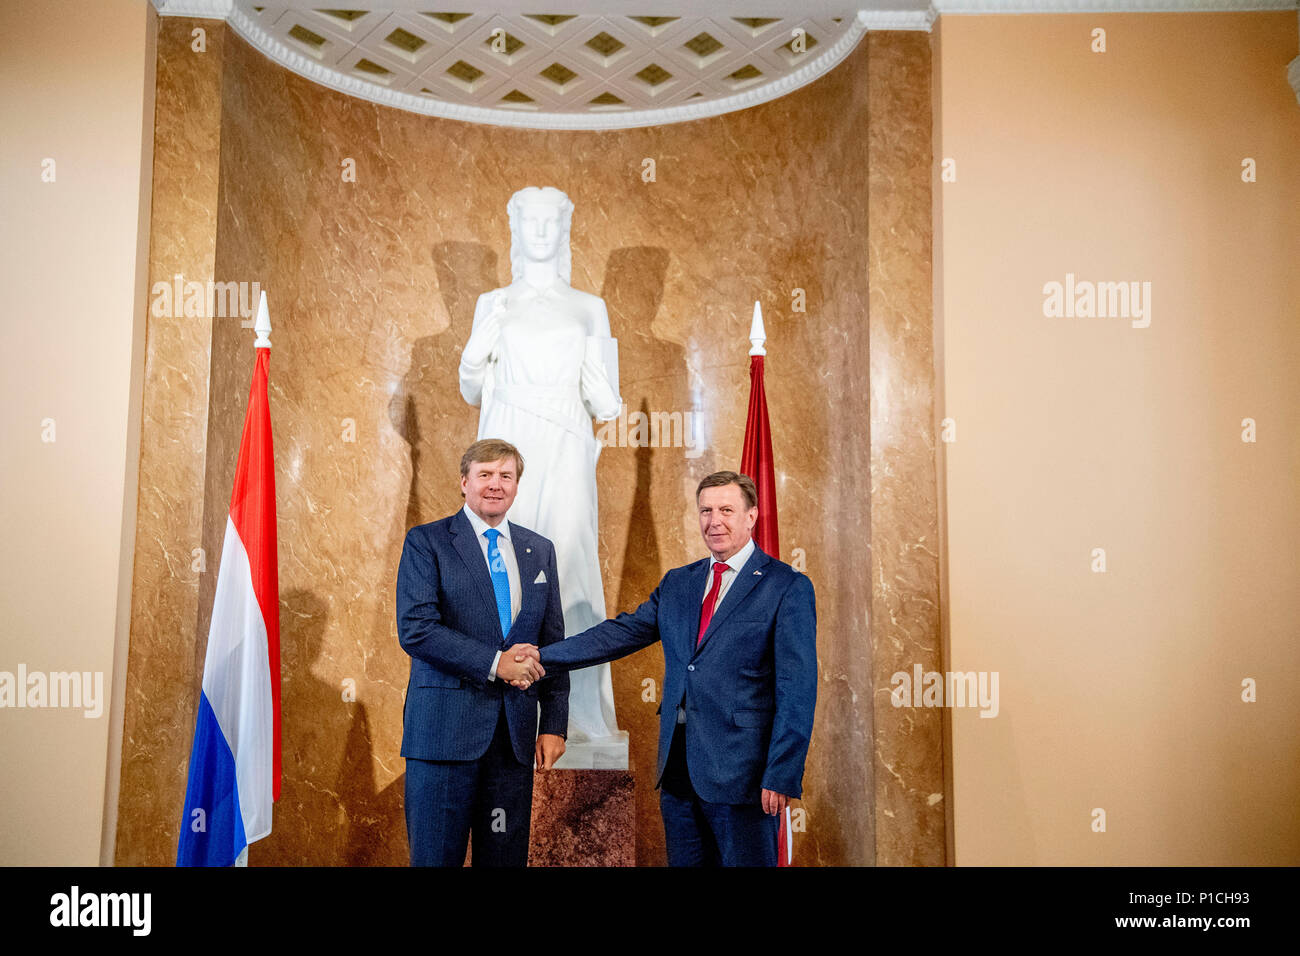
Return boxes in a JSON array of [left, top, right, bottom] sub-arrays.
[[483, 528, 512, 640]]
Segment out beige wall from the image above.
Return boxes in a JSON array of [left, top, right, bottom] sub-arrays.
[[0, 0, 156, 865], [934, 12, 1300, 864]]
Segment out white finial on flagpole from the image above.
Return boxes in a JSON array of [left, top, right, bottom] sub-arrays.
[[748, 300, 766, 356], [253, 290, 271, 349]]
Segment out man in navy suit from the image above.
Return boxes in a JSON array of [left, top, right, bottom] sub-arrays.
[[396, 438, 568, 866], [518, 471, 816, 866]]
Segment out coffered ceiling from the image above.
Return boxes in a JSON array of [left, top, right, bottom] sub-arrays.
[[250, 6, 865, 119], [150, 1, 1295, 128]]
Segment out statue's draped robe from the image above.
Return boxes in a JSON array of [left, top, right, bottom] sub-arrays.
[[460, 283, 623, 742]]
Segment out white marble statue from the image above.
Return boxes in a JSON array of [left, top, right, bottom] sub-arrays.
[[458, 186, 627, 768]]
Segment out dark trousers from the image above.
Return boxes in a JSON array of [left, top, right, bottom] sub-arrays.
[[404, 707, 533, 867], [658, 724, 778, 867]]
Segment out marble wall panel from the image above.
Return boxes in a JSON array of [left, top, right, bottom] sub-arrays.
[[114, 16, 225, 866], [867, 31, 946, 866]]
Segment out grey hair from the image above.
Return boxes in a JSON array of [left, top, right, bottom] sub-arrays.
[[507, 186, 574, 284]]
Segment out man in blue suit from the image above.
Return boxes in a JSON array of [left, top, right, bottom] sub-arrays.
[[396, 438, 568, 866], [519, 471, 816, 866]]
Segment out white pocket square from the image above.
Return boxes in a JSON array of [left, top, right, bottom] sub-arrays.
[[534, 570, 547, 584]]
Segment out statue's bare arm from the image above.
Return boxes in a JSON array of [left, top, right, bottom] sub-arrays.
[[580, 294, 620, 421], [459, 290, 502, 407]]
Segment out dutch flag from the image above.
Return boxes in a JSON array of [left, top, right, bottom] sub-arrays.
[[177, 294, 280, 867]]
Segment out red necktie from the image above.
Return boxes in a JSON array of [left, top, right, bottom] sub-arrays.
[[697, 562, 728, 647]]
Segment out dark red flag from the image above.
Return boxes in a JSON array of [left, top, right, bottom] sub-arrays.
[[739, 328, 791, 865], [740, 353, 780, 559]]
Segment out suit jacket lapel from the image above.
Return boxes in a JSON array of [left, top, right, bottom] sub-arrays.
[[508, 522, 540, 638], [679, 558, 712, 662], [694, 546, 770, 655], [450, 509, 502, 636]]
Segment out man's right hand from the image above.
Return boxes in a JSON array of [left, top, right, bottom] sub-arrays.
[[498, 643, 543, 688]]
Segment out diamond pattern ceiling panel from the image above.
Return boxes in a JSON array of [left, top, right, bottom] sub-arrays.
[[224, 4, 864, 128]]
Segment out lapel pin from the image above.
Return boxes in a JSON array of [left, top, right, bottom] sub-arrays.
[[526, 547, 532, 553], [754, 570, 762, 576]]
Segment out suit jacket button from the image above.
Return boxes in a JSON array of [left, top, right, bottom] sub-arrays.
[[687, 664, 695, 672]]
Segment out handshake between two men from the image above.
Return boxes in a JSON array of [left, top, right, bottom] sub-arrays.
[[498, 641, 545, 691], [496, 642, 565, 772], [396, 438, 817, 867]]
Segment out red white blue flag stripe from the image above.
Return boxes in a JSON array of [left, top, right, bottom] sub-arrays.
[[177, 345, 280, 866]]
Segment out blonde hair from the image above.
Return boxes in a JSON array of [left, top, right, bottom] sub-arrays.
[[460, 439, 524, 482]]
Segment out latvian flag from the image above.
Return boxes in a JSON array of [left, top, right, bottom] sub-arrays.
[[178, 295, 280, 866], [739, 300, 792, 866]]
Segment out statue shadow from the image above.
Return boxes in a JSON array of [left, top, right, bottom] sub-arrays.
[[263, 587, 404, 864], [599, 242, 709, 600], [598, 246, 714, 867], [353, 242, 499, 865], [394, 241, 501, 529]]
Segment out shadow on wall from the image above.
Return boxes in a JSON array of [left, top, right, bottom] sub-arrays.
[[364, 241, 506, 865], [268, 244, 500, 865], [600, 245, 695, 867], [399, 240, 504, 530], [274, 588, 407, 865]]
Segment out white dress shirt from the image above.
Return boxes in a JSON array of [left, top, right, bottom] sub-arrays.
[[702, 536, 756, 608], [461, 503, 521, 681]]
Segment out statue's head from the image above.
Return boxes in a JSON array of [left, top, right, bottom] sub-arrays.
[[507, 186, 574, 283]]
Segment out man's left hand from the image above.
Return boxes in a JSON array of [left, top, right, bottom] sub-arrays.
[[761, 788, 790, 815], [535, 733, 565, 771]]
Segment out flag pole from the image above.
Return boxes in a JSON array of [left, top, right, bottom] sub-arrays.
[[740, 301, 779, 562], [254, 290, 271, 348], [738, 299, 789, 865]]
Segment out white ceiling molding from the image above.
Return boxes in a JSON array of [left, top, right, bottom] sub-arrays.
[[153, 0, 234, 14], [149, 2, 1296, 128], [930, 0, 1290, 10], [858, 10, 938, 27]]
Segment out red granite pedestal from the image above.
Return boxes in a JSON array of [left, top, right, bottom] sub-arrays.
[[526, 768, 636, 866]]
